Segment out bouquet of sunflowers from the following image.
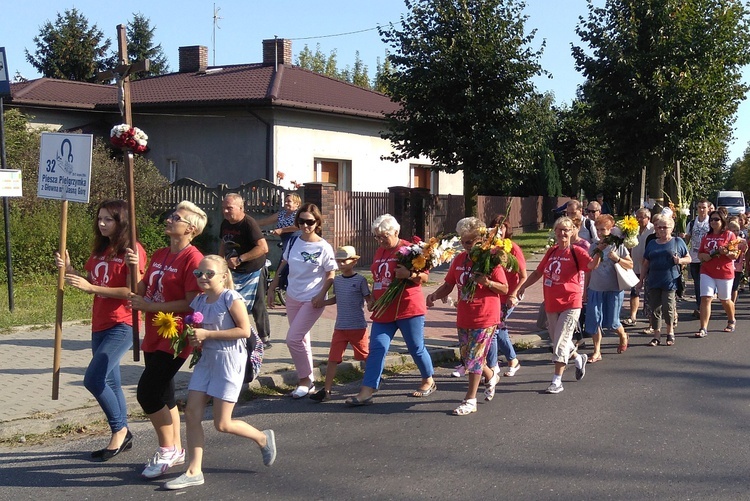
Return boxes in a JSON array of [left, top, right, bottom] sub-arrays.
[[371, 235, 460, 317], [153, 311, 204, 368], [615, 215, 639, 249], [461, 225, 519, 301]]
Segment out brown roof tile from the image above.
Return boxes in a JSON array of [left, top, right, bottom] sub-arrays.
[[9, 63, 398, 119]]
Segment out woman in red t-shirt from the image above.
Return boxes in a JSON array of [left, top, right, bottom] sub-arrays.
[[345, 214, 436, 406], [427, 217, 508, 416], [696, 211, 740, 337], [128, 201, 206, 479], [518, 216, 592, 394], [55, 199, 146, 461]]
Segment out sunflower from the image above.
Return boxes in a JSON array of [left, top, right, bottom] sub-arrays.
[[412, 254, 427, 271], [153, 312, 180, 339]]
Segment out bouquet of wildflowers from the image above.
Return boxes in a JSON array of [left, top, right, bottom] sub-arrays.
[[710, 238, 742, 259], [110, 124, 148, 153], [153, 311, 204, 368], [371, 235, 460, 317], [461, 225, 519, 301]]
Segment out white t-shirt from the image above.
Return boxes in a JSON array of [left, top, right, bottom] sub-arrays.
[[631, 222, 655, 275], [687, 216, 710, 263], [283, 238, 338, 301], [579, 217, 599, 244]]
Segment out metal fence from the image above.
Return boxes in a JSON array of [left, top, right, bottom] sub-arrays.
[[332, 191, 390, 265]]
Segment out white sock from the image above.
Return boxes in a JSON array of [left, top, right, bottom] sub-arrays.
[[574, 355, 584, 370], [551, 375, 562, 386]]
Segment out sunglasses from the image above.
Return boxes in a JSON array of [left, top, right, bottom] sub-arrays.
[[586, 209, 599, 213], [192, 269, 217, 279], [299, 218, 317, 227], [656, 226, 669, 230], [166, 213, 186, 223]]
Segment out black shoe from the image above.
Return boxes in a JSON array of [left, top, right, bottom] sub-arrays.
[[262, 339, 273, 349], [309, 388, 331, 402], [97, 430, 133, 462]]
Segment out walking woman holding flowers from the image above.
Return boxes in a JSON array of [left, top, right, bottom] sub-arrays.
[[55, 199, 146, 461], [164, 255, 276, 490], [426, 217, 509, 415], [127, 201, 206, 479], [696, 211, 740, 338], [346, 214, 437, 406]]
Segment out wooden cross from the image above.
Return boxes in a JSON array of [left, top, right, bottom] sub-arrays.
[[98, 24, 150, 362]]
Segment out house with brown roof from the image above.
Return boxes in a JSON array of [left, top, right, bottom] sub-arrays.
[[8, 39, 462, 194]]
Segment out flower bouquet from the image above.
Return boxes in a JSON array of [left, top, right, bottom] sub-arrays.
[[615, 215, 639, 249], [371, 235, 460, 317], [153, 311, 204, 368], [461, 225, 519, 301], [110, 124, 148, 153], [710, 239, 742, 259]]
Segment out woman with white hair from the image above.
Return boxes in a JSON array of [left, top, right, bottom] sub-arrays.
[[640, 213, 690, 346], [127, 200, 206, 479], [427, 217, 507, 415], [518, 217, 592, 394], [345, 214, 436, 406]]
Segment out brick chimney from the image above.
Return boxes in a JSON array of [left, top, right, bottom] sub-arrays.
[[262, 39, 292, 67], [178, 46, 208, 73]]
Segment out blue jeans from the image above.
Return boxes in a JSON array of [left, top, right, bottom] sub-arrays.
[[84, 324, 133, 433], [362, 315, 433, 389], [485, 305, 518, 367]]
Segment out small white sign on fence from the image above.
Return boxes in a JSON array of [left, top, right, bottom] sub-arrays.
[[37, 132, 93, 203], [0, 169, 22, 197]]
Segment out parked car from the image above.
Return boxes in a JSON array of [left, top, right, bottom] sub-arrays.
[[716, 190, 746, 216]]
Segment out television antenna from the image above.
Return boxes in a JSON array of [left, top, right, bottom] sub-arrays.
[[212, 3, 222, 66]]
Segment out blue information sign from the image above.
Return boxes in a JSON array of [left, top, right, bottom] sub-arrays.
[[0, 48, 10, 98]]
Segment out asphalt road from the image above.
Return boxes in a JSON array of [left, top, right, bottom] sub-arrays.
[[1, 299, 750, 500]]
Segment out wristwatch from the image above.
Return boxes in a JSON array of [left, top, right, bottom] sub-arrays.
[[237, 255, 243, 264]]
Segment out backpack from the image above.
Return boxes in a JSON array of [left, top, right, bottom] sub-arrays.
[[243, 326, 264, 384]]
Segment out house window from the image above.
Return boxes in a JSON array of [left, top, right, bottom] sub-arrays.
[[314, 159, 351, 191], [411, 165, 437, 193], [168, 159, 178, 183]]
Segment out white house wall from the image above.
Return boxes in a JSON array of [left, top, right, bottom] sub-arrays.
[[272, 110, 463, 195]]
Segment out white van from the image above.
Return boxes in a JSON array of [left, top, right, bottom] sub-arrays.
[[716, 190, 746, 216]]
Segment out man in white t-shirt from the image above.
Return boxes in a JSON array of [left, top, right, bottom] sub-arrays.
[[682, 198, 710, 318], [625, 208, 654, 325], [567, 200, 598, 244]]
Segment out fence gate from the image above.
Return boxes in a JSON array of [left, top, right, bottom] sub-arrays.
[[332, 191, 389, 266]]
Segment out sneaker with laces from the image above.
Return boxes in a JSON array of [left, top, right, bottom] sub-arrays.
[[261, 430, 276, 466], [164, 472, 205, 490], [450, 365, 466, 378], [545, 383, 564, 394], [141, 448, 184, 479], [575, 354, 588, 381]]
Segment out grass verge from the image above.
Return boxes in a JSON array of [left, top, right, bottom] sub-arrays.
[[0, 276, 92, 332]]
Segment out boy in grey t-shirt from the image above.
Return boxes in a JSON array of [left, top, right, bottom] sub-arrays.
[[310, 246, 372, 402]]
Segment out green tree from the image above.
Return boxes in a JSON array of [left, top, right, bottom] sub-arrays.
[[127, 13, 169, 78], [378, 0, 544, 214], [572, 0, 750, 205], [296, 44, 339, 77], [25, 8, 115, 82], [515, 91, 559, 196], [350, 51, 371, 89], [374, 54, 393, 93]]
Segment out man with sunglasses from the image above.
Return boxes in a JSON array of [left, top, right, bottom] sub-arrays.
[[220, 193, 272, 347], [567, 200, 599, 245]]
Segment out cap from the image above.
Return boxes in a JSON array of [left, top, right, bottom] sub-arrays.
[[335, 245, 360, 260]]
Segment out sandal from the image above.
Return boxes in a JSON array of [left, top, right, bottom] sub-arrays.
[[504, 362, 521, 377], [695, 328, 708, 338], [724, 321, 736, 333], [484, 373, 500, 401], [666, 335, 675, 346], [648, 338, 661, 347], [622, 318, 636, 326], [589, 354, 602, 363], [617, 334, 629, 354], [411, 381, 437, 398], [452, 399, 477, 416]]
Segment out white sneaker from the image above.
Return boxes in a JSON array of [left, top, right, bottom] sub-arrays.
[[450, 365, 466, 378], [545, 383, 564, 394], [141, 448, 185, 479]]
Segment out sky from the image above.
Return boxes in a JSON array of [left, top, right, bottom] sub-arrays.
[[1, 0, 749, 163]]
